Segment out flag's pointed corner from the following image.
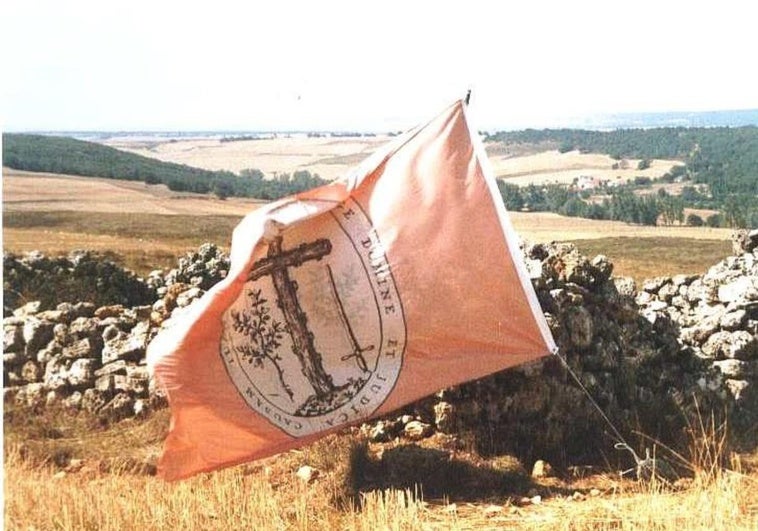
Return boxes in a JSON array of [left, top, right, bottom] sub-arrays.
[[460, 100, 558, 356]]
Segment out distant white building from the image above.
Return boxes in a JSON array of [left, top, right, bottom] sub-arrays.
[[576, 175, 604, 190]]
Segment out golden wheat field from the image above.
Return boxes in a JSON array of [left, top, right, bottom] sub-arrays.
[[103, 135, 388, 181], [2, 140, 753, 529]]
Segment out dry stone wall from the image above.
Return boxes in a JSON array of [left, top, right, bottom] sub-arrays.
[[2, 244, 228, 420], [3, 235, 757, 464], [401, 229, 758, 465], [3, 250, 155, 316]]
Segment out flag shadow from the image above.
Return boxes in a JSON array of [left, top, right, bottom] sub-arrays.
[[347, 442, 534, 502]]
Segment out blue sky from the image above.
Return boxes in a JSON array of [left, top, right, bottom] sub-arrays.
[[3, 0, 757, 132]]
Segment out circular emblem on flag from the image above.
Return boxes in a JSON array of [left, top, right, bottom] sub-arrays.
[[220, 198, 406, 437]]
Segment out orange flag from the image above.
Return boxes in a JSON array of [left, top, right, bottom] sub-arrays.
[[147, 99, 556, 480]]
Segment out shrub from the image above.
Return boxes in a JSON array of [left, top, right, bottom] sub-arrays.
[[706, 213, 724, 228], [3, 251, 155, 315], [687, 213, 705, 227]]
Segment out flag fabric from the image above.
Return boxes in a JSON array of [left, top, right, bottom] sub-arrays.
[[147, 99, 556, 480]]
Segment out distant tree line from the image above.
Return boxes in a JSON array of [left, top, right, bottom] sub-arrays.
[[219, 135, 264, 143], [498, 182, 665, 226], [220, 132, 378, 141], [497, 180, 753, 227], [488, 126, 758, 228], [2, 134, 328, 201]]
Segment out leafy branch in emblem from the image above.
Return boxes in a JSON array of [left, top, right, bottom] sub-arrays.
[[231, 288, 293, 400]]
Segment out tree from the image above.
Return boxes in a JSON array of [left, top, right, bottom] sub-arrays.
[[686, 213, 704, 227], [637, 159, 652, 170], [559, 197, 587, 217], [230, 289, 293, 400], [680, 186, 703, 203], [585, 202, 609, 220], [497, 182, 524, 211], [167, 178, 188, 192], [706, 213, 723, 228], [638, 195, 661, 226], [608, 190, 660, 226], [212, 180, 233, 200], [723, 195, 749, 228], [240, 168, 265, 182], [545, 185, 570, 211], [523, 184, 547, 211], [660, 196, 684, 225]]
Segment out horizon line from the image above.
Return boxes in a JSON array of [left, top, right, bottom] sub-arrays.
[[4, 107, 758, 135]]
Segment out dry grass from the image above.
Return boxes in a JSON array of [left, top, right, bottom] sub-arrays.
[[3, 219, 731, 283], [509, 211, 733, 242], [570, 237, 732, 284], [2, 227, 196, 274], [3, 170, 734, 279], [4, 399, 757, 530], [3, 168, 264, 216], [3, 211, 241, 274], [4, 407, 757, 530]]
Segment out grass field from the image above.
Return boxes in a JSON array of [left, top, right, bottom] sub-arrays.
[[4, 406, 756, 530], [3, 210, 733, 284], [3, 211, 241, 273], [570, 237, 732, 282], [2, 169, 734, 281], [5, 221, 734, 289], [2, 168, 264, 216]]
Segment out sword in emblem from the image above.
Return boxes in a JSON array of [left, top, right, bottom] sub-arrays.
[[326, 264, 373, 373]]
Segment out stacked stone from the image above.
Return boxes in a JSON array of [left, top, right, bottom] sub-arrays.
[[636, 229, 757, 409], [143, 243, 230, 327], [146, 243, 229, 293], [360, 415, 435, 443], [3, 245, 226, 420], [3, 301, 161, 419], [373, 240, 751, 466], [3, 250, 155, 316]]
